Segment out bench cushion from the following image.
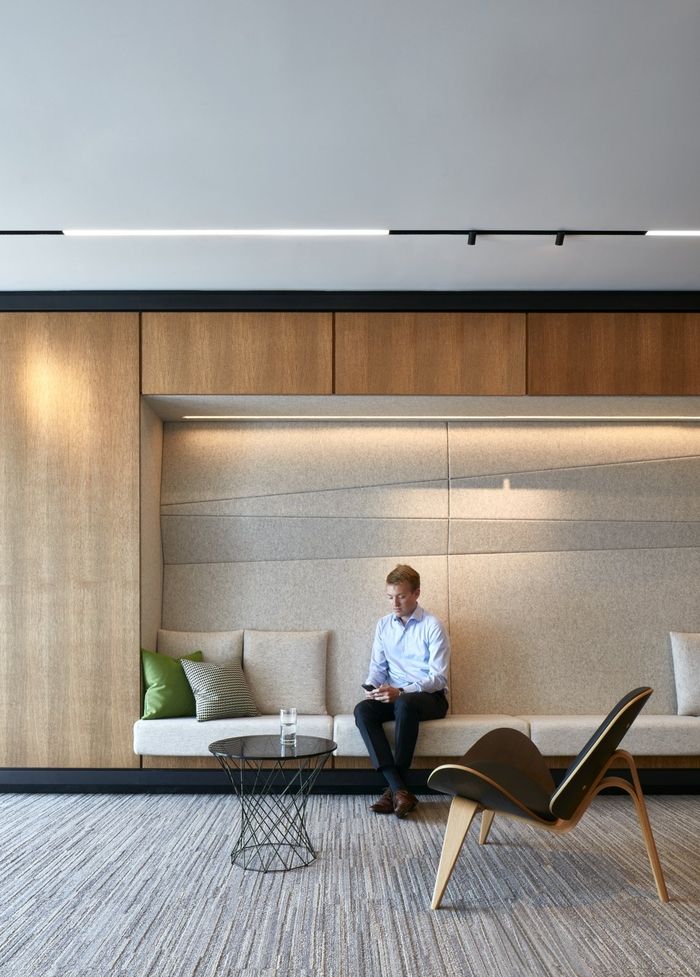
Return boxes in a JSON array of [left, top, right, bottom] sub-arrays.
[[243, 630, 329, 714], [332, 714, 530, 757], [134, 714, 335, 756], [670, 632, 700, 716], [524, 714, 700, 756], [158, 629, 244, 664]]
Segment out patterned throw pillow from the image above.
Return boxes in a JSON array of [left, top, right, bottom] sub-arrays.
[[181, 659, 259, 722]]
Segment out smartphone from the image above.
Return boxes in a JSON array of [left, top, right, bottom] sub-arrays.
[[361, 683, 376, 691]]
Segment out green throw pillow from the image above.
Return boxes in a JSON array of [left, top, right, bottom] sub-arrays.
[[141, 648, 204, 719]]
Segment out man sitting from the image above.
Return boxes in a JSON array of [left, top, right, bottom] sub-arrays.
[[354, 564, 450, 818]]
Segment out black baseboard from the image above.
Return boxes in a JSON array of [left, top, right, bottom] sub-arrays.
[[0, 766, 697, 794]]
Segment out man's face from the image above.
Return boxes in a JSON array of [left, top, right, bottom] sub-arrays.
[[386, 582, 420, 619]]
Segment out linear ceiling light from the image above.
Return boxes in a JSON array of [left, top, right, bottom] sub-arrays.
[[61, 228, 390, 237], [2, 228, 699, 242], [645, 230, 700, 237]]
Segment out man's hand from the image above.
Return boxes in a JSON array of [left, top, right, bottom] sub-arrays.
[[369, 684, 402, 703]]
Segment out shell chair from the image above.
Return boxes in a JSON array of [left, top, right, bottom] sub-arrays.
[[428, 687, 669, 909]]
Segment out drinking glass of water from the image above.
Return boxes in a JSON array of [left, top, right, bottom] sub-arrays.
[[280, 707, 297, 746]]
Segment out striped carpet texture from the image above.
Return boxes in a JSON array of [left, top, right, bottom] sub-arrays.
[[0, 792, 697, 977]]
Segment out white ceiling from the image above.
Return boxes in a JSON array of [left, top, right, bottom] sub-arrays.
[[2, 1, 700, 292]]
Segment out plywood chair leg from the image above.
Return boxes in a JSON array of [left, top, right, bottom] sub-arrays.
[[618, 751, 669, 903], [479, 809, 495, 845], [431, 796, 479, 909]]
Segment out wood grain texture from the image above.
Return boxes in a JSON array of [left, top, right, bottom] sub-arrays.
[[431, 796, 479, 909], [141, 756, 301, 771], [545, 756, 700, 769], [0, 313, 140, 767], [142, 756, 223, 770], [142, 755, 457, 769], [334, 756, 453, 769], [335, 313, 526, 395], [528, 312, 700, 394], [140, 754, 697, 770], [142, 312, 333, 394]]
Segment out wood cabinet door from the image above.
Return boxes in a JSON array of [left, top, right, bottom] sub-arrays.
[[142, 312, 333, 394], [528, 312, 700, 395], [335, 313, 526, 395]]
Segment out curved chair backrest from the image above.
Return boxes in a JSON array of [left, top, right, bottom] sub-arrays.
[[549, 687, 652, 820]]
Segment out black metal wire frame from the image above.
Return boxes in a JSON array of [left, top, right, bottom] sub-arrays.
[[213, 751, 333, 872]]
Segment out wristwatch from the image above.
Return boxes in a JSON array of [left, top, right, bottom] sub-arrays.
[[397, 687, 405, 696]]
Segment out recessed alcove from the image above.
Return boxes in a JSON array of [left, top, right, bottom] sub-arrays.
[[140, 395, 700, 727]]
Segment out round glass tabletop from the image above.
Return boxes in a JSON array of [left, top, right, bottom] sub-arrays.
[[208, 734, 337, 760]]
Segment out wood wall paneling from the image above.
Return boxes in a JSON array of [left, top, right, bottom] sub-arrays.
[[141, 756, 474, 770], [528, 312, 700, 395], [544, 756, 700, 769], [334, 313, 527, 395], [5, 306, 699, 771], [0, 313, 140, 767], [142, 756, 222, 770], [141, 312, 333, 394]]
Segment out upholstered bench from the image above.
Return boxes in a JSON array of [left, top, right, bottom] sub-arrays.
[[134, 628, 700, 761]]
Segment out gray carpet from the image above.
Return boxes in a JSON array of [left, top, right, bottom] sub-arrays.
[[0, 792, 698, 977]]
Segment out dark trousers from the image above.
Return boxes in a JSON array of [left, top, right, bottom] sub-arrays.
[[353, 691, 448, 776]]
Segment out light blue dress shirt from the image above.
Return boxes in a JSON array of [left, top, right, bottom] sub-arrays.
[[365, 605, 450, 695]]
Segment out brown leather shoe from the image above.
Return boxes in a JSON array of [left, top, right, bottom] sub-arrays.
[[369, 788, 394, 814], [393, 789, 418, 819]]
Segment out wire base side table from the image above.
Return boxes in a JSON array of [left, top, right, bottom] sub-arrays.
[[209, 735, 336, 873]]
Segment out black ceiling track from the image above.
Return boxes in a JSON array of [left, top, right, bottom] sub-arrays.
[[2, 290, 700, 313]]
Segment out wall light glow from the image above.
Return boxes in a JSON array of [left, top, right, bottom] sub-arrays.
[[27, 357, 61, 420], [181, 414, 700, 422]]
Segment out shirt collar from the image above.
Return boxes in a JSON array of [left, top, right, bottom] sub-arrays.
[[393, 605, 424, 625]]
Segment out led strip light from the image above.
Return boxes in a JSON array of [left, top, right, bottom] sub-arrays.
[[1, 228, 700, 241]]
